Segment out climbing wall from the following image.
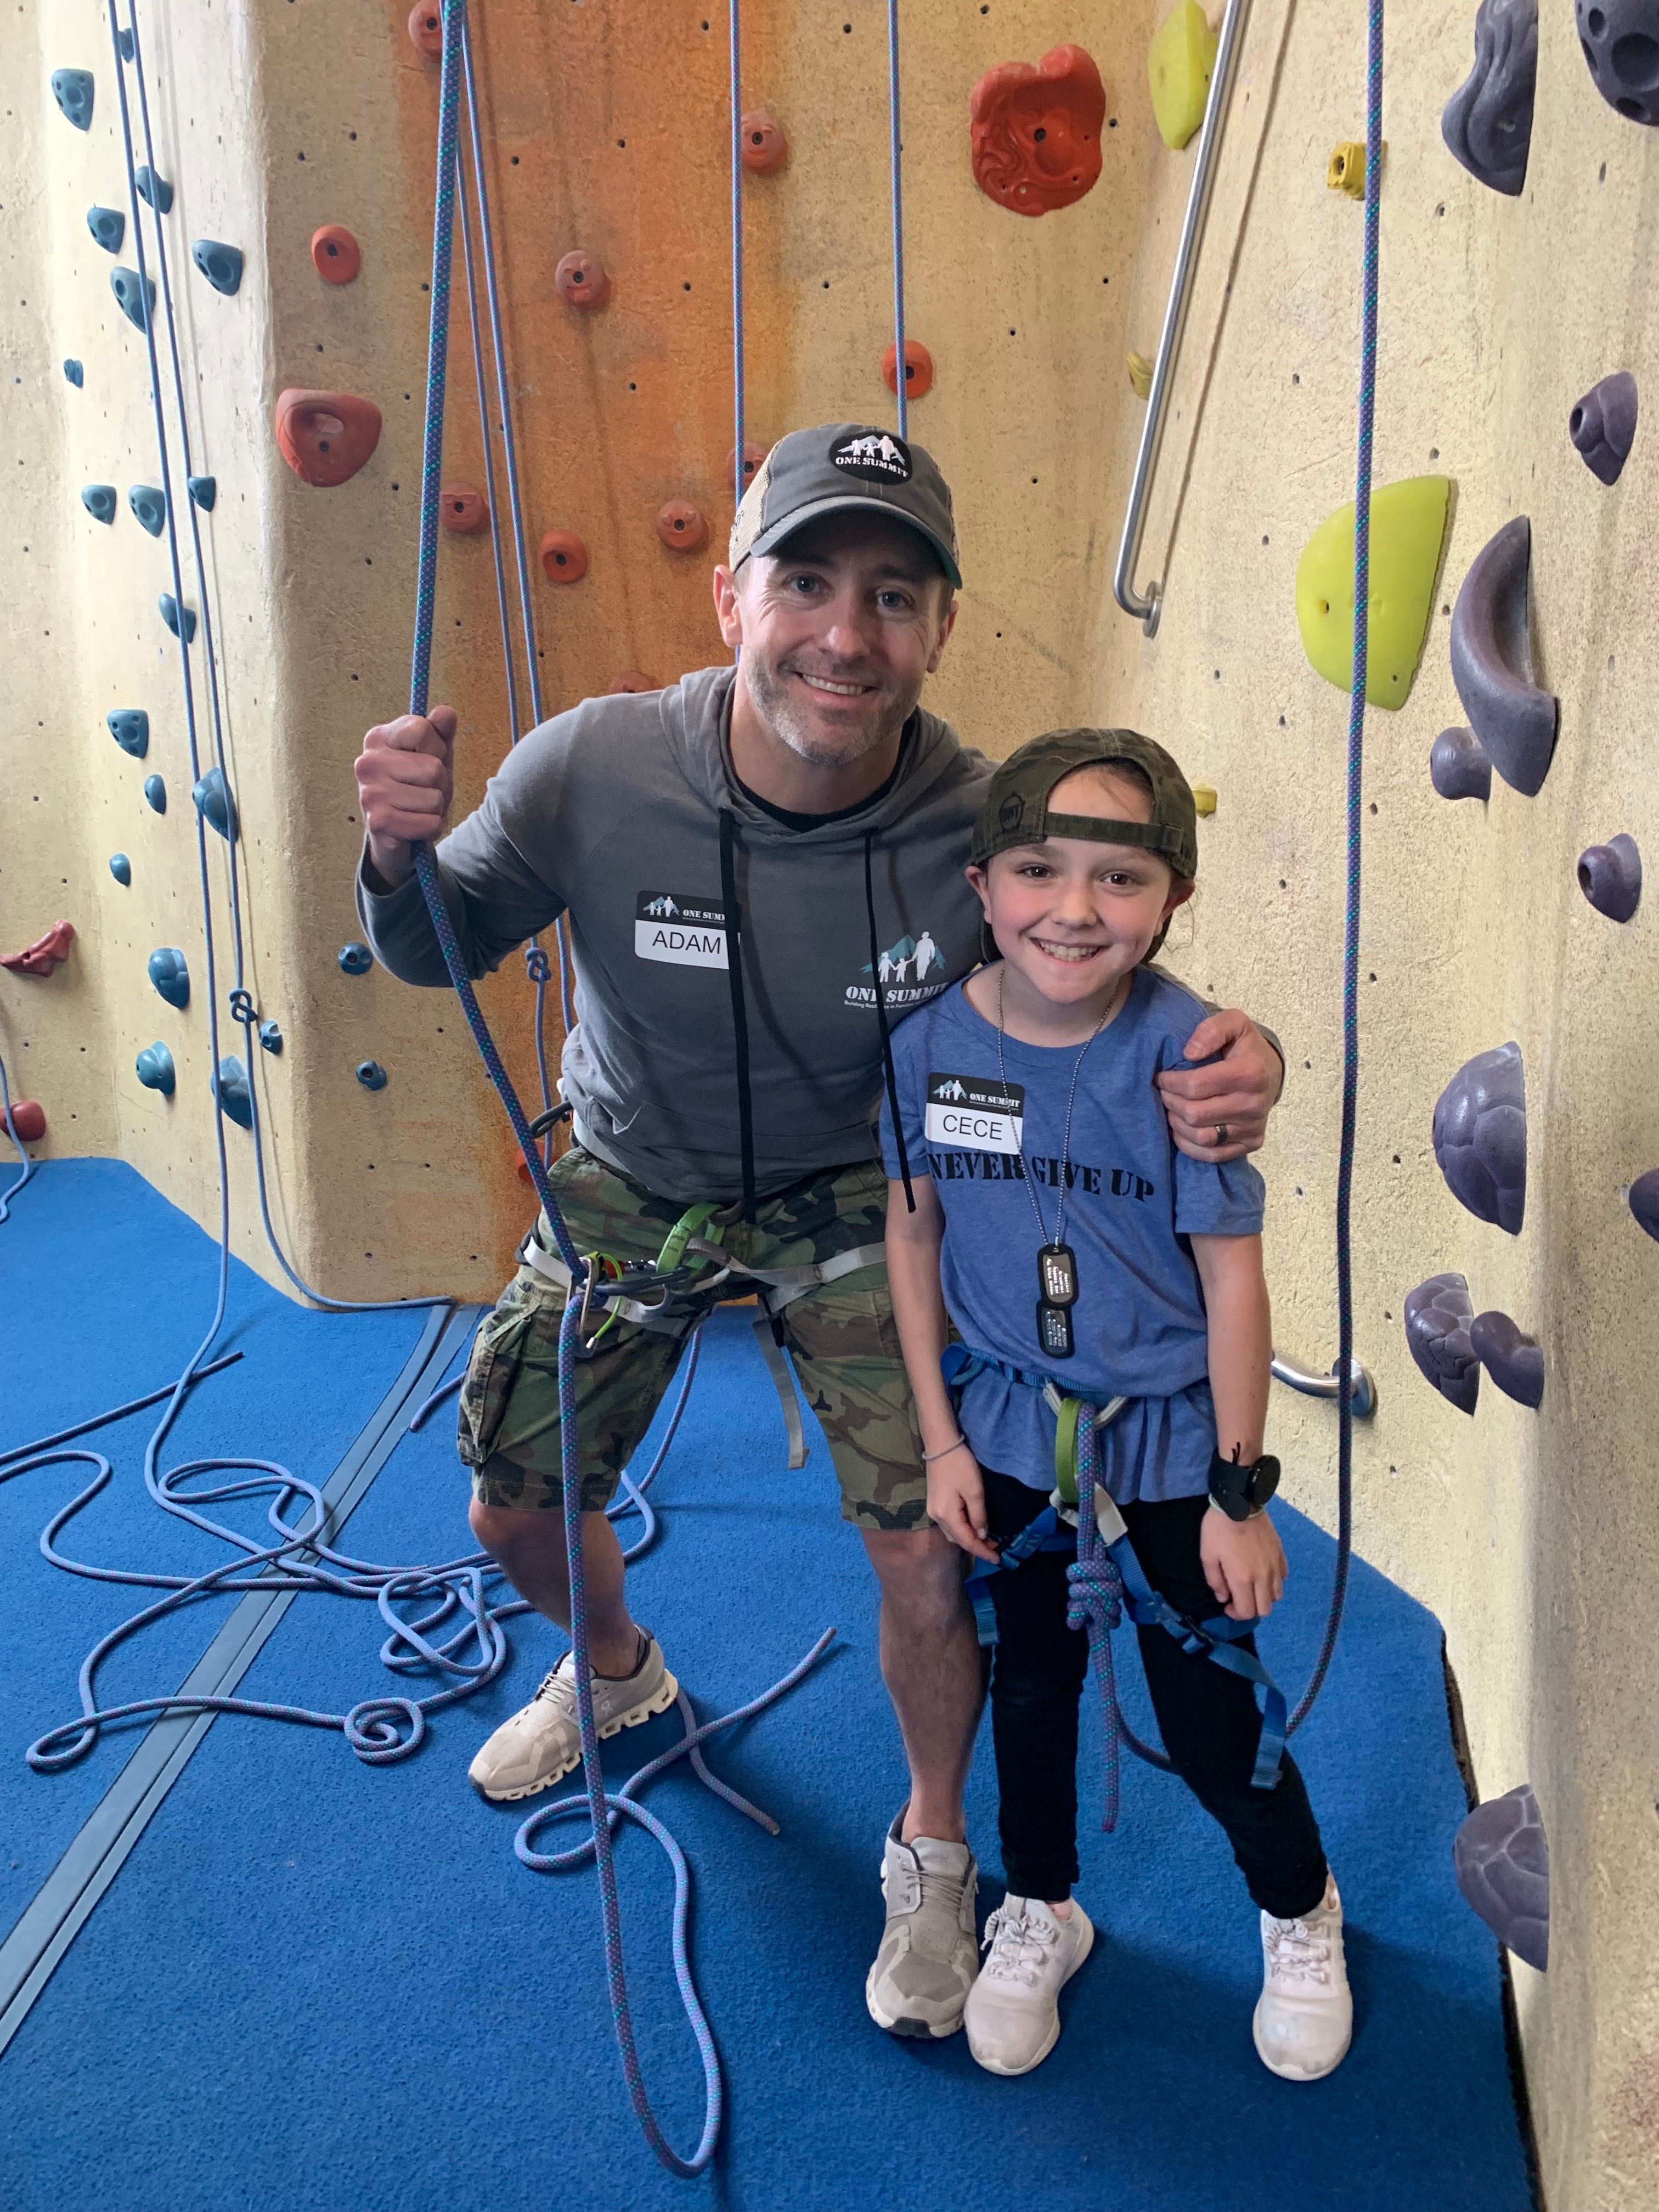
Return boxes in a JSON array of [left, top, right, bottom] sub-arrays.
[[5, 3, 1658, 2203]]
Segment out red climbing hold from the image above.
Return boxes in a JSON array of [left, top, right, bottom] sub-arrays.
[[555, 251, 612, 311], [274, 389, 383, 488], [2, 920, 75, 977], [970, 46, 1107, 217], [656, 501, 710, 554], [729, 443, 766, 498], [740, 109, 789, 175], [311, 225, 361, 284], [609, 671, 656, 693], [4, 1099, 47, 1142], [407, 4, 442, 59], [883, 340, 934, 399], [441, 482, 488, 534], [540, 529, 589, 584]]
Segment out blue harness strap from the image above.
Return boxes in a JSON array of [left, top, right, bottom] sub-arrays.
[[942, 1347, 1286, 1831]]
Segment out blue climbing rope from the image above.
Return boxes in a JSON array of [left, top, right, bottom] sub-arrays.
[[0, 1052, 38, 1226], [886, 0, 907, 440], [729, 0, 746, 496]]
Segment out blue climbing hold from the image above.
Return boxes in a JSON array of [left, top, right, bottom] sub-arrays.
[[135, 165, 174, 215], [191, 765, 238, 843], [136, 1042, 177, 1098], [338, 942, 374, 976], [1454, 1781, 1548, 1973], [52, 69, 95, 131], [148, 947, 190, 1009], [193, 240, 245, 296], [64, 358, 83, 387], [159, 594, 197, 644], [356, 1060, 388, 1092], [87, 205, 125, 253], [111, 267, 155, 331], [82, 484, 117, 524], [117, 26, 134, 61], [108, 708, 149, 758], [188, 475, 217, 511], [144, 774, 167, 814], [213, 1055, 253, 1130], [258, 1019, 283, 1055], [129, 483, 167, 537], [109, 853, 132, 886]]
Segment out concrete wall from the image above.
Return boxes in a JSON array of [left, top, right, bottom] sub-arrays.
[[6, 1, 1658, 2202]]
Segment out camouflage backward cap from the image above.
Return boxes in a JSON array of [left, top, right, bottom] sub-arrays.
[[729, 423, 962, 586], [971, 727, 1200, 882]]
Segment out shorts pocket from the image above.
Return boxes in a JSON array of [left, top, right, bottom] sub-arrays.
[[456, 1285, 540, 1468]]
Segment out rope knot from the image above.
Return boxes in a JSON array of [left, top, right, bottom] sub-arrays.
[[227, 987, 256, 1026], [524, 946, 552, 985]]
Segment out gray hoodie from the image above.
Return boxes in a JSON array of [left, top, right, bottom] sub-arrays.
[[358, 665, 993, 1204]]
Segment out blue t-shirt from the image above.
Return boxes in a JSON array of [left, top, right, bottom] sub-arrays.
[[879, 969, 1266, 1501]]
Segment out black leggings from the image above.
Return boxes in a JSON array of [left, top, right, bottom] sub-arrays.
[[980, 1467, 1328, 1920]]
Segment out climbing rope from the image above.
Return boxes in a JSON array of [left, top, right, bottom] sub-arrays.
[[0, 1051, 38, 1226], [729, 0, 746, 499], [886, 0, 907, 439]]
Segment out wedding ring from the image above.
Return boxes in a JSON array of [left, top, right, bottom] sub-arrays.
[[1214, 1122, 1229, 1146]]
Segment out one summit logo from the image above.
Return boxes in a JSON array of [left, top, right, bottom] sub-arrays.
[[831, 431, 912, 482]]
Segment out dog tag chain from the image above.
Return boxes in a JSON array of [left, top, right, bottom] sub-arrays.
[[996, 969, 1110, 1362]]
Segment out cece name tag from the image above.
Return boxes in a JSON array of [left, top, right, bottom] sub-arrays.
[[924, 1072, 1025, 1153]]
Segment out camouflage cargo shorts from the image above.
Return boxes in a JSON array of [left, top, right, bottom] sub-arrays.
[[456, 1146, 929, 1531]]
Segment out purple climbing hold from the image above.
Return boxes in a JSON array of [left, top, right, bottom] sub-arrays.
[[52, 69, 95, 131], [1403, 1273, 1481, 1415], [1433, 1041, 1526, 1234], [1569, 371, 1638, 486], [1449, 517, 1559, 797], [1628, 1168, 1659, 1239], [1454, 1782, 1548, 1972], [1442, 0, 1537, 195], [1430, 725, 1492, 802], [1469, 1310, 1544, 1407], [1577, 832, 1641, 921], [87, 206, 125, 254], [1577, 1, 1659, 127]]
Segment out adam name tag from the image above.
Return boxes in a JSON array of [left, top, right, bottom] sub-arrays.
[[925, 1072, 1025, 1153], [635, 890, 729, 970]]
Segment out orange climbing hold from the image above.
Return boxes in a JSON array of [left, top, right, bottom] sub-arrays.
[[2, 921, 76, 978], [740, 109, 789, 174], [311, 225, 361, 284], [441, 483, 488, 534], [729, 443, 766, 497], [4, 1099, 47, 1143], [540, 530, 589, 584], [883, 340, 934, 399], [656, 501, 710, 554], [969, 45, 1107, 217], [407, 4, 442, 59], [610, 671, 656, 694], [555, 250, 611, 310], [274, 389, 383, 488]]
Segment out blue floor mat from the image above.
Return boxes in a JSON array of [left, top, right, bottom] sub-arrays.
[[1, 1161, 1533, 2211]]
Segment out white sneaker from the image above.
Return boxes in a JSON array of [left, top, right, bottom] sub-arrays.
[[864, 1816, 980, 2039], [963, 1895, 1094, 2076], [1253, 1874, 1353, 2080], [467, 1632, 677, 1802]]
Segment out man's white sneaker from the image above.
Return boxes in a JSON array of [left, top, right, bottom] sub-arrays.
[[467, 1632, 677, 1802], [963, 1895, 1094, 2077], [864, 1815, 980, 2039], [1252, 1874, 1353, 2081]]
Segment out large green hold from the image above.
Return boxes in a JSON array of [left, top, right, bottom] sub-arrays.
[[1294, 475, 1451, 712]]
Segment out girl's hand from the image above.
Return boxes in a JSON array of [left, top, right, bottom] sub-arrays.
[[926, 1442, 1001, 1566], [1200, 1504, 1287, 1622]]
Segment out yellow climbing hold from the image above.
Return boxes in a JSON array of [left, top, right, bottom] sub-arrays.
[[1327, 140, 1385, 197], [1190, 783, 1217, 817], [1294, 475, 1451, 712], [1127, 349, 1154, 400], [1148, 1, 1219, 151]]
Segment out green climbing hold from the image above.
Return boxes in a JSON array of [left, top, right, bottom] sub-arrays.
[[1294, 475, 1452, 712], [82, 484, 117, 524], [129, 484, 167, 537]]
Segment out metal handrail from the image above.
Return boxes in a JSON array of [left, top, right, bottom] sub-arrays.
[[1271, 1352, 1376, 1420], [1113, 0, 1256, 636]]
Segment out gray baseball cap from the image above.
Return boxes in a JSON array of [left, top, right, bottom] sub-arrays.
[[729, 422, 962, 586]]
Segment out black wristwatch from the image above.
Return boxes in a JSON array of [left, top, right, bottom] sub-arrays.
[[1207, 1447, 1281, 1522]]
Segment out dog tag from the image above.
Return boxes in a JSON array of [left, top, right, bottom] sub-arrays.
[[1036, 1299, 1075, 1361], [1037, 1242, 1078, 1306]]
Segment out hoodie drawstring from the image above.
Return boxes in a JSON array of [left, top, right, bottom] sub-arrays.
[[718, 809, 758, 1223], [865, 829, 916, 1214]]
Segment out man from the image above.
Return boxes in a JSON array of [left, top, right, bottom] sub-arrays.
[[353, 425, 1284, 2042]]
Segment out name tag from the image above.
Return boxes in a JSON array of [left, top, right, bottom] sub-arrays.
[[635, 891, 729, 970], [925, 1072, 1025, 1153]]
